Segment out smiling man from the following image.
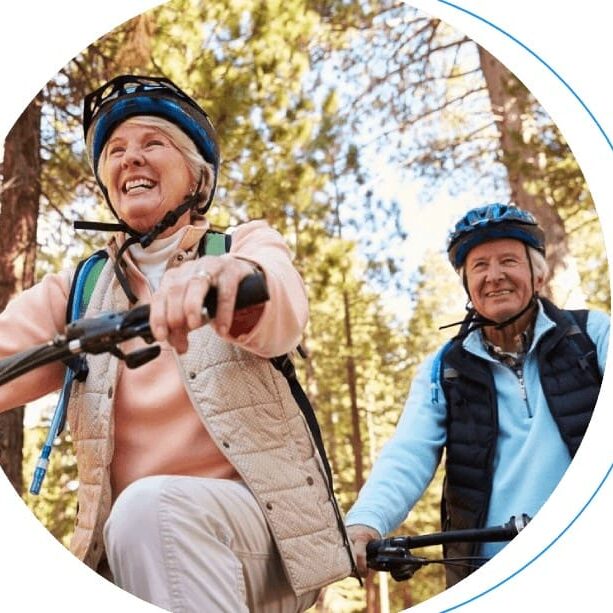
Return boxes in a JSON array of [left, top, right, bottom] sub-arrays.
[[345, 204, 609, 587]]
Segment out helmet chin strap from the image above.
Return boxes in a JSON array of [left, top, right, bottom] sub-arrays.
[[76, 172, 205, 304], [439, 295, 539, 340]]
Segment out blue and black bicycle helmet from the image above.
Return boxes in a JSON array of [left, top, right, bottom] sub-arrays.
[[447, 203, 546, 270], [83, 74, 220, 216]]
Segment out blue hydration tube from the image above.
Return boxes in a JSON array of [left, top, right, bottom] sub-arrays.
[[29, 369, 76, 494], [29, 254, 103, 495]]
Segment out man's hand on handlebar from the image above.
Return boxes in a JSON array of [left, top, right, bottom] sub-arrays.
[[150, 255, 262, 354], [347, 524, 381, 578]]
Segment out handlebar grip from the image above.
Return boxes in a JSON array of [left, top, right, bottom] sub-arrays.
[[366, 540, 380, 559], [0, 273, 272, 386], [203, 271, 269, 319], [121, 272, 270, 332], [0, 343, 70, 386]]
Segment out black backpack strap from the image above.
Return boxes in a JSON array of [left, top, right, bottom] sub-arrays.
[[270, 355, 333, 484], [270, 353, 361, 581], [540, 296, 600, 381], [564, 308, 601, 383], [198, 229, 359, 576], [200, 232, 333, 466], [570, 308, 589, 332]]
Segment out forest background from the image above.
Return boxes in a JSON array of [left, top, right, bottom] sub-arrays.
[[0, 1, 609, 612]]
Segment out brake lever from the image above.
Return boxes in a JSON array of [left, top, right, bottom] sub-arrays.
[[367, 545, 427, 581]]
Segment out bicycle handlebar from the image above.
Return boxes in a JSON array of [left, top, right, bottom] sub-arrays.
[[0, 343, 72, 385], [366, 514, 531, 580], [0, 271, 269, 386]]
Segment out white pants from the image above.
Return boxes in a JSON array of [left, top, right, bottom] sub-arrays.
[[103, 476, 319, 613]]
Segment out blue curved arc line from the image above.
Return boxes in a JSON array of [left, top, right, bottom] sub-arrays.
[[438, 0, 613, 153], [426, 2, 613, 610], [440, 462, 613, 611]]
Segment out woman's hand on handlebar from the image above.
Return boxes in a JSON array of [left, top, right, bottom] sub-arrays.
[[149, 255, 261, 353], [347, 524, 381, 578]]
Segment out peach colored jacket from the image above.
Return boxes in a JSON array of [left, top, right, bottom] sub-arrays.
[[0, 220, 353, 595]]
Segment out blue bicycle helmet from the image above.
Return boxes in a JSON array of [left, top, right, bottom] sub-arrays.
[[83, 74, 220, 215], [447, 203, 546, 270]]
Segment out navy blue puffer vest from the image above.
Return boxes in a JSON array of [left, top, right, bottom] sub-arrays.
[[440, 298, 601, 585]]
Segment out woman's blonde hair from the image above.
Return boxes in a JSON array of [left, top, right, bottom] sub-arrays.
[[95, 115, 215, 210]]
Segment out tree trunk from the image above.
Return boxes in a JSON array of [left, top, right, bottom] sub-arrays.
[[330, 149, 376, 608], [0, 408, 25, 493], [342, 289, 365, 493], [340, 288, 381, 612], [0, 92, 43, 494], [114, 13, 155, 70], [478, 45, 567, 292]]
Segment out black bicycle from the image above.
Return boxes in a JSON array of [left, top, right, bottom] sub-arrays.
[[366, 514, 531, 581]]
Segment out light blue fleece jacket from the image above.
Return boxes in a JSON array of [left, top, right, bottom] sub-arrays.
[[345, 301, 609, 559]]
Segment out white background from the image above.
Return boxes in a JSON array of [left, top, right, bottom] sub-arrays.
[[0, 1, 610, 611]]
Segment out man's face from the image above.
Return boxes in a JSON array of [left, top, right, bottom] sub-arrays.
[[465, 238, 544, 323]]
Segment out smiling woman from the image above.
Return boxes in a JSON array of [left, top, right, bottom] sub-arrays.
[[0, 74, 356, 612], [98, 119, 201, 236]]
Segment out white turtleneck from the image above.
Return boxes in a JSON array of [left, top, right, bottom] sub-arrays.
[[127, 227, 189, 291]]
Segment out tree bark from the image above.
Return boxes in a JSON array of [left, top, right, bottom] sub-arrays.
[[0, 92, 43, 494], [340, 288, 380, 612], [342, 289, 365, 493], [478, 45, 567, 292]]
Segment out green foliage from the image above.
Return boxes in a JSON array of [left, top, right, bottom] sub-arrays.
[[21, 2, 608, 610], [404, 252, 465, 375], [300, 236, 411, 501], [520, 125, 610, 310], [381, 254, 464, 607], [150, 0, 332, 233], [571, 217, 610, 311]]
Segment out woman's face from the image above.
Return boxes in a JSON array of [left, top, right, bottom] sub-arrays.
[[101, 121, 194, 235]]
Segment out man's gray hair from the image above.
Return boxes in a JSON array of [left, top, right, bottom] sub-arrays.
[[528, 246, 550, 285]]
